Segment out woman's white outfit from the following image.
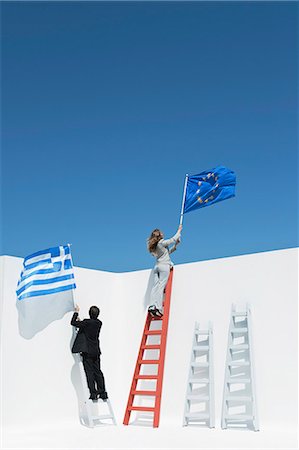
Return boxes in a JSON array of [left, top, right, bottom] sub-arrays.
[[149, 230, 181, 312]]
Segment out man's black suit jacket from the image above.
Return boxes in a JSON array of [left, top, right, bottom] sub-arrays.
[[71, 312, 102, 356]]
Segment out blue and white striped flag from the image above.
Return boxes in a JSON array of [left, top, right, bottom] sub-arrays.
[[16, 244, 76, 339]]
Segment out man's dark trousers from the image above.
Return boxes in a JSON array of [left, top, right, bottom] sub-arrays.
[[82, 353, 106, 396]]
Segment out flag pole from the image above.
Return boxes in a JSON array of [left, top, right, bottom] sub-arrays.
[[67, 243, 77, 309], [179, 174, 189, 226]]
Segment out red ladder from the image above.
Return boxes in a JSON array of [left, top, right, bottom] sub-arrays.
[[123, 268, 174, 428]]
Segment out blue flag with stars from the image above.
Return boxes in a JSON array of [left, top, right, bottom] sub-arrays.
[[183, 166, 236, 214]]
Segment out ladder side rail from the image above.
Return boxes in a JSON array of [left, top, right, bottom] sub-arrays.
[[247, 303, 259, 431], [107, 399, 117, 425], [153, 268, 174, 427], [221, 305, 234, 428], [123, 313, 152, 425], [183, 322, 198, 426], [209, 322, 215, 428]]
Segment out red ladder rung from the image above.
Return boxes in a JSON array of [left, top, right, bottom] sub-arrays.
[[129, 406, 155, 412], [132, 390, 157, 396], [141, 345, 160, 350], [135, 375, 158, 380], [138, 359, 160, 365], [145, 330, 162, 335]]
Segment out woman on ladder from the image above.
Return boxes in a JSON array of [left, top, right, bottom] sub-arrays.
[[147, 224, 182, 317]]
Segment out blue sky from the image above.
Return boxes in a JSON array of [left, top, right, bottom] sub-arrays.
[[1, 1, 298, 272]]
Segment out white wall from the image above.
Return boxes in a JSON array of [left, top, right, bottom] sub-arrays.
[[1, 249, 298, 435]]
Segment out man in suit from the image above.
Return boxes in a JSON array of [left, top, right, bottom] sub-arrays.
[[71, 304, 108, 401]]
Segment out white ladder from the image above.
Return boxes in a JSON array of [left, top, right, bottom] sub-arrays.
[[77, 354, 116, 427], [183, 322, 215, 427], [221, 303, 259, 431]]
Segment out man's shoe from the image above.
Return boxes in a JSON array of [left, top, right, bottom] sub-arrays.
[[99, 391, 108, 401], [89, 394, 98, 401]]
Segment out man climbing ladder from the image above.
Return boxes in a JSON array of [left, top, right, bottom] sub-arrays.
[[71, 304, 108, 401]]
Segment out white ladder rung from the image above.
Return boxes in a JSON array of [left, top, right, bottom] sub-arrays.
[[225, 414, 253, 421], [230, 344, 249, 350], [188, 377, 210, 383], [193, 345, 209, 351], [232, 312, 247, 317], [186, 394, 209, 401], [195, 330, 209, 335], [227, 377, 251, 384], [191, 361, 209, 367], [92, 414, 113, 420], [185, 412, 210, 420], [226, 395, 252, 402], [228, 361, 249, 367], [231, 327, 248, 333]]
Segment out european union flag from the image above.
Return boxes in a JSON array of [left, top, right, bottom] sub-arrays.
[[183, 166, 236, 214]]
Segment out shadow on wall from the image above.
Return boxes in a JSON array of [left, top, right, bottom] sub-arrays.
[[143, 269, 155, 310]]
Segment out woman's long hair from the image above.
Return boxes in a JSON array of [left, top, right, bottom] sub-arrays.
[[147, 229, 163, 253]]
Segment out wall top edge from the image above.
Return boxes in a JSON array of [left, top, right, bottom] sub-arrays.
[[0, 247, 298, 275]]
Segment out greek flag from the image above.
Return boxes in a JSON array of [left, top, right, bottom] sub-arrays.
[[16, 245, 76, 339]]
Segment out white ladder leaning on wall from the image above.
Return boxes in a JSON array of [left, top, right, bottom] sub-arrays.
[[76, 354, 116, 428], [183, 321, 215, 428], [221, 303, 259, 431]]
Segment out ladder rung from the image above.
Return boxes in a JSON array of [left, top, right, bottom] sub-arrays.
[[231, 327, 248, 333], [132, 390, 157, 396], [227, 378, 251, 384], [225, 414, 253, 421], [230, 344, 249, 350], [191, 362, 209, 367], [189, 377, 210, 383], [138, 359, 160, 365], [141, 345, 160, 350], [145, 330, 162, 335], [193, 345, 209, 351], [232, 312, 247, 317], [185, 412, 210, 420], [186, 394, 209, 401], [195, 330, 209, 335], [135, 375, 158, 380], [129, 406, 155, 412], [228, 361, 249, 367], [226, 395, 252, 402], [92, 415, 113, 420]]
